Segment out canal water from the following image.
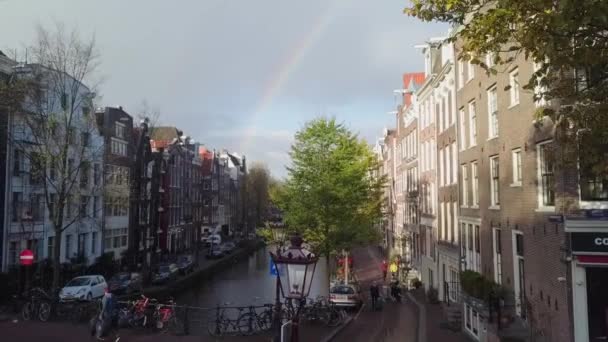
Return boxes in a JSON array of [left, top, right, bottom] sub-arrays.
[[176, 245, 277, 308]]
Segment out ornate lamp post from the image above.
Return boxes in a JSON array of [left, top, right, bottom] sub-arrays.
[[270, 235, 318, 342]]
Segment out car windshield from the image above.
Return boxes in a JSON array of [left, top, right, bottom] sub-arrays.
[[66, 277, 91, 287], [331, 286, 355, 295]]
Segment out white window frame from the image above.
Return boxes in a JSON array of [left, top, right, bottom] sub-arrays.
[[511, 148, 522, 186], [441, 202, 446, 240], [468, 101, 477, 146], [459, 108, 467, 150], [471, 162, 479, 207], [458, 60, 465, 89], [440, 148, 445, 186], [490, 156, 500, 209], [509, 68, 520, 107], [447, 201, 452, 242], [493, 227, 503, 285], [536, 140, 555, 211], [488, 86, 499, 138], [453, 202, 458, 244], [467, 61, 475, 82], [486, 52, 494, 68], [451, 143, 457, 184], [533, 62, 548, 107], [461, 164, 469, 208]]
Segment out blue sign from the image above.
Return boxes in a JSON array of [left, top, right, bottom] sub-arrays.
[[270, 260, 278, 276]]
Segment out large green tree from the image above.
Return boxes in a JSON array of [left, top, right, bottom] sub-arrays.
[[406, 0, 608, 172], [277, 118, 385, 268]]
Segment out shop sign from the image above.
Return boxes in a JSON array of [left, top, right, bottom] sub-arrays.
[[571, 232, 608, 254]]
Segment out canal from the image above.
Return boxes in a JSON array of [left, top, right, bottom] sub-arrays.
[[176, 245, 277, 308]]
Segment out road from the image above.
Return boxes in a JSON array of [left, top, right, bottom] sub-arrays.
[[333, 247, 418, 342]]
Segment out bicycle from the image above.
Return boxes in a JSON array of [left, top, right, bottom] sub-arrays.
[[236, 304, 273, 335], [302, 297, 330, 325], [153, 298, 184, 335], [21, 288, 52, 322], [207, 303, 246, 337]]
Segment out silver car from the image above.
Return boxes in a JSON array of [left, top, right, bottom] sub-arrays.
[[329, 284, 362, 308]]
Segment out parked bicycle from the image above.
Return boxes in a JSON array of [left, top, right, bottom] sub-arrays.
[[153, 298, 184, 335], [207, 303, 246, 337], [236, 304, 273, 335], [21, 287, 52, 322]]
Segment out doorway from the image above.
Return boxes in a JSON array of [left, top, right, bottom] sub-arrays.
[[587, 267, 608, 341]]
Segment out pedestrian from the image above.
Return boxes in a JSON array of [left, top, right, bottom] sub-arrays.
[[370, 282, 380, 311], [390, 280, 402, 303], [95, 287, 120, 341], [381, 260, 388, 281]]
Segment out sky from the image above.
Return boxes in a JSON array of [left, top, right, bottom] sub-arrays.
[[0, 0, 446, 178]]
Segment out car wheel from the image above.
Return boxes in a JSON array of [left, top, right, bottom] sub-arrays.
[[86, 293, 92, 301]]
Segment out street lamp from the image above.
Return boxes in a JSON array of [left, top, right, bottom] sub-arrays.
[[270, 235, 318, 342]]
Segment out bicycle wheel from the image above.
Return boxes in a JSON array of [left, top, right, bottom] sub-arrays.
[[326, 308, 342, 327], [21, 302, 33, 321], [168, 316, 185, 335], [38, 301, 51, 322], [236, 312, 256, 336], [257, 310, 273, 331]]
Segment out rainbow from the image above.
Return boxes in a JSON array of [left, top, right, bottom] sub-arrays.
[[238, 0, 343, 151]]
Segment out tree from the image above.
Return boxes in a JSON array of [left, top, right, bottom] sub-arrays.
[[277, 118, 385, 280], [406, 0, 608, 172], [0, 23, 102, 290], [245, 162, 271, 228]]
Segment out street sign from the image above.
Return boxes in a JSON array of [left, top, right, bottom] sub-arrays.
[[548, 215, 564, 223], [20, 249, 34, 266], [270, 260, 278, 276]]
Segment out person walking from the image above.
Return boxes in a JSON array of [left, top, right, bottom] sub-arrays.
[[370, 282, 380, 311], [381, 260, 388, 281], [94, 288, 120, 341]]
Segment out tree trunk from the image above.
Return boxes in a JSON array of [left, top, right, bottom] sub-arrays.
[[52, 226, 62, 291]]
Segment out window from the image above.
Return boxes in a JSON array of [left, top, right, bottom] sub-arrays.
[[461, 164, 469, 207], [493, 228, 503, 284], [537, 141, 555, 208], [512, 149, 522, 186], [468, 101, 477, 146], [490, 156, 500, 207], [65, 234, 72, 259], [486, 52, 494, 68], [78, 233, 86, 256], [49, 194, 56, 220], [82, 106, 90, 117], [115, 123, 125, 139], [91, 232, 97, 254], [467, 61, 475, 81], [439, 148, 444, 186], [80, 196, 88, 217], [441, 202, 446, 240], [578, 134, 608, 201], [533, 62, 548, 107], [13, 149, 22, 176], [446, 146, 451, 185], [111, 139, 128, 156], [458, 60, 465, 89], [509, 68, 520, 106], [80, 161, 90, 188], [93, 196, 99, 218], [93, 163, 100, 186], [81, 132, 90, 147], [451, 143, 457, 184], [488, 86, 499, 138], [448, 92, 454, 125], [67, 127, 75, 145], [472, 162, 479, 207], [47, 236, 54, 260], [60, 92, 68, 110], [29, 152, 44, 184], [459, 108, 467, 150]]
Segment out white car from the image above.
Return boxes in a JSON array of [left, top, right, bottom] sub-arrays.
[[59, 275, 107, 301]]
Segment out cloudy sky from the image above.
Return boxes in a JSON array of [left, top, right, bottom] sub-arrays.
[[0, 0, 446, 178]]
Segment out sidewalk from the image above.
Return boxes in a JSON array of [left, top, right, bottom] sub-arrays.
[[409, 288, 470, 342], [333, 246, 418, 342]]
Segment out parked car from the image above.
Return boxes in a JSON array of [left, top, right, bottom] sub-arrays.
[[107, 272, 142, 294], [329, 284, 362, 309], [177, 255, 195, 274], [205, 234, 222, 246], [152, 263, 180, 284], [59, 275, 107, 301], [220, 242, 236, 255]]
